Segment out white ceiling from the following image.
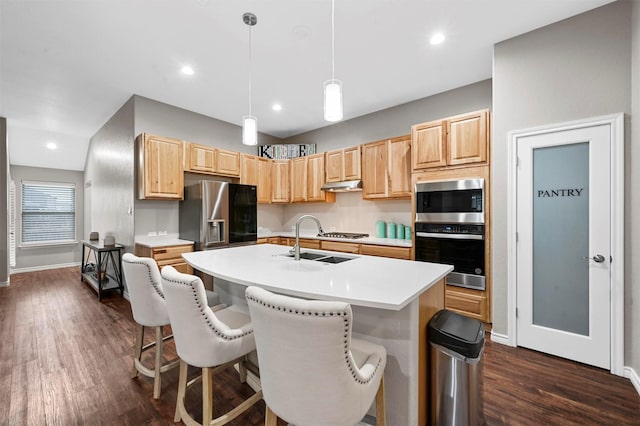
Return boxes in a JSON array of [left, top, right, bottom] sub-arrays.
[[1, 0, 613, 171]]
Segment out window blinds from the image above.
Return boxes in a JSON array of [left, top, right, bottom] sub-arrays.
[[21, 181, 76, 245]]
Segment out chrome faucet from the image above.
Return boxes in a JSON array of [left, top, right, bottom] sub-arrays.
[[291, 214, 324, 260]]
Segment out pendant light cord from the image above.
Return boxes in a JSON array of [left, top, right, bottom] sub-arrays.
[[248, 24, 253, 117], [331, 0, 335, 80]]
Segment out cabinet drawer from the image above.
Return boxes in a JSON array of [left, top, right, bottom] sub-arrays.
[[267, 237, 282, 244], [360, 244, 410, 259], [151, 244, 194, 261], [156, 259, 193, 275], [256, 238, 268, 244], [299, 239, 321, 249], [320, 241, 360, 254], [445, 287, 487, 321]]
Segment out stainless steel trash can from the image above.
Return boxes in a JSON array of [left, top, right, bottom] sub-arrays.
[[429, 309, 485, 426]]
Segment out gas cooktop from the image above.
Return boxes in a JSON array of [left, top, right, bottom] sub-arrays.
[[319, 232, 369, 239]]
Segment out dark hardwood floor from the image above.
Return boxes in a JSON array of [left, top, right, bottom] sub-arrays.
[[1, 267, 638, 425]]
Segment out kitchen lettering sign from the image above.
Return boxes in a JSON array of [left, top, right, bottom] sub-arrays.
[[537, 188, 584, 197]]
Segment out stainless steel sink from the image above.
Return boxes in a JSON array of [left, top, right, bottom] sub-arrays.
[[280, 251, 356, 263]]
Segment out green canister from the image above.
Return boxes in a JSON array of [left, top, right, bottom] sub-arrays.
[[387, 222, 396, 239], [396, 223, 405, 240], [376, 220, 386, 238]]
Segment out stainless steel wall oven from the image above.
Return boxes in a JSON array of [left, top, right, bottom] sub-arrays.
[[414, 179, 486, 291]]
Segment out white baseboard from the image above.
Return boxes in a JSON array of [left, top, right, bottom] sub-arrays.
[[0, 280, 9, 288], [490, 331, 512, 346], [10, 262, 81, 274], [624, 366, 640, 396]]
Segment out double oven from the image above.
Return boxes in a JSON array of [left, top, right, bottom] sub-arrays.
[[414, 178, 486, 291]]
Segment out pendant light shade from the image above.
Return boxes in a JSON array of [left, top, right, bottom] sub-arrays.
[[242, 12, 257, 146], [242, 115, 257, 146], [323, 79, 343, 122]]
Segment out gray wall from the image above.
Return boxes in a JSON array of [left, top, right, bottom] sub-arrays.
[[0, 118, 8, 284], [132, 95, 282, 236], [492, 0, 632, 361], [284, 80, 492, 151], [85, 97, 136, 249], [630, 0, 640, 381], [10, 165, 84, 269]]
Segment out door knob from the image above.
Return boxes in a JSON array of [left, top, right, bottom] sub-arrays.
[[583, 254, 605, 263]]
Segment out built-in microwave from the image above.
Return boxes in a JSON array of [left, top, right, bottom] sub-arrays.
[[414, 178, 484, 224]]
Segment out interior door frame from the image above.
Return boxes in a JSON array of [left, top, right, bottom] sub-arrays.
[[506, 113, 624, 376]]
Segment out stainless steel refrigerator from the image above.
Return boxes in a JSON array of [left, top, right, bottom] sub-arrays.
[[179, 180, 257, 250]]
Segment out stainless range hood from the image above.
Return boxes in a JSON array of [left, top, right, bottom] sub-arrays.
[[320, 179, 363, 192]]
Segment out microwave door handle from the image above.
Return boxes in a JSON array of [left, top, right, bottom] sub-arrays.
[[416, 232, 484, 241]]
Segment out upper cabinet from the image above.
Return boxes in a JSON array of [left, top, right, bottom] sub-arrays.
[[307, 153, 332, 202], [290, 153, 335, 203], [325, 145, 361, 183], [240, 153, 272, 204], [184, 142, 240, 177], [361, 135, 411, 200], [290, 157, 308, 202], [412, 109, 489, 171], [271, 160, 290, 203], [137, 133, 184, 200]]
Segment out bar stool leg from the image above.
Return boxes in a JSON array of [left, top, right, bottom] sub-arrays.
[[153, 326, 163, 399], [174, 360, 188, 423], [203, 367, 214, 425], [132, 324, 144, 378], [265, 406, 278, 426], [375, 374, 386, 426]]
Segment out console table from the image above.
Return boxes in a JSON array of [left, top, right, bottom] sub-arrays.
[[80, 240, 124, 301]]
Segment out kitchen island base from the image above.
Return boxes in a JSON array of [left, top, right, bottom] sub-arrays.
[[209, 276, 444, 426]]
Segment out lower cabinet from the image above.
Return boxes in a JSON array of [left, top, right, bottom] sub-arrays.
[[444, 286, 488, 322], [360, 244, 411, 260], [134, 243, 194, 275], [320, 241, 361, 254]]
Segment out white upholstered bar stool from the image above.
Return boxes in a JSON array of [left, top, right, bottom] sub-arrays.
[[122, 253, 221, 399], [161, 266, 262, 426], [245, 286, 387, 426]]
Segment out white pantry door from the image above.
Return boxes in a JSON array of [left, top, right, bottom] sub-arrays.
[[516, 124, 611, 369]]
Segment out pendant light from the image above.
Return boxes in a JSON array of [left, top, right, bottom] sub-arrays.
[[324, 0, 343, 122], [242, 12, 258, 146]]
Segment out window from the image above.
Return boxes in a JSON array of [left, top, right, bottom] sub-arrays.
[[21, 181, 76, 245]]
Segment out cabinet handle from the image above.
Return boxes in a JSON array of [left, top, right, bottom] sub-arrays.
[[155, 249, 167, 254]]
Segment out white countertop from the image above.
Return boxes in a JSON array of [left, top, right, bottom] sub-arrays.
[[258, 230, 412, 248], [182, 244, 451, 311], [135, 234, 194, 248]]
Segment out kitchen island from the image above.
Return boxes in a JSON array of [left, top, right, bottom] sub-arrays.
[[183, 244, 452, 426]]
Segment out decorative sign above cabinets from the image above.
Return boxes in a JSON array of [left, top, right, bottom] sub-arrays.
[[258, 144, 316, 159]]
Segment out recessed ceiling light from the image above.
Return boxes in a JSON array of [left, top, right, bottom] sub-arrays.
[[430, 33, 445, 45], [181, 65, 195, 76], [46, 142, 57, 150], [272, 104, 282, 111]]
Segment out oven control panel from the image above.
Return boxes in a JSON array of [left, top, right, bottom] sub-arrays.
[[415, 223, 484, 235]]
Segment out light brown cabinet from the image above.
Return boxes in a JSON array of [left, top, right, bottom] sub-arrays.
[[137, 133, 184, 200], [134, 243, 194, 275], [412, 109, 489, 171], [240, 153, 272, 204], [445, 286, 487, 322], [271, 160, 290, 203], [361, 135, 411, 199], [184, 143, 240, 177], [325, 145, 361, 183], [290, 157, 308, 202], [320, 240, 361, 254], [360, 244, 411, 260], [290, 154, 335, 203]]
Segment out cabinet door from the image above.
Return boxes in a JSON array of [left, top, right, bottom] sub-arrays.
[[360, 244, 411, 259], [411, 120, 447, 170], [290, 157, 308, 202], [320, 240, 360, 254], [343, 145, 361, 180], [307, 153, 327, 202], [186, 142, 216, 173], [139, 134, 184, 200], [256, 157, 272, 204], [447, 110, 488, 166], [271, 160, 290, 203], [388, 136, 411, 198], [325, 149, 344, 182], [361, 140, 389, 199], [240, 153, 258, 186], [215, 148, 240, 177]]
